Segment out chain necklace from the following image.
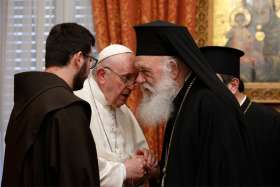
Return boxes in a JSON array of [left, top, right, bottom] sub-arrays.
[[161, 75, 197, 187], [87, 78, 117, 153]]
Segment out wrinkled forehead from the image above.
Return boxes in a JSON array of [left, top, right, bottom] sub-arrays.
[[103, 53, 135, 73], [135, 56, 166, 69]]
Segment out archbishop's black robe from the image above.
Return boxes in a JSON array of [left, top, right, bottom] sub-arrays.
[[159, 74, 261, 186], [2, 72, 100, 186], [241, 97, 280, 185]]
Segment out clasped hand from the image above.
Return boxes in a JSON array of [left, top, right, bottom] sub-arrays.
[[124, 148, 159, 184]]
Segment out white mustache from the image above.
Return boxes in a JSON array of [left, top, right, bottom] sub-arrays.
[[138, 73, 178, 126], [141, 83, 156, 94]]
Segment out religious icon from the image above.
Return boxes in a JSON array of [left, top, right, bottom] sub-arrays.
[[212, 0, 280, 82]]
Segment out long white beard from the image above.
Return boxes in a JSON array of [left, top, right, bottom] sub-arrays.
[[138, 73, 178, 126]]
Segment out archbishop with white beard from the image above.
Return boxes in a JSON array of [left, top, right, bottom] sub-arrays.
[[133, 20, 262, 186]]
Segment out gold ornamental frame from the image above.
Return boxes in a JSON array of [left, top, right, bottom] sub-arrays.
[[208, 0, 280, 103]]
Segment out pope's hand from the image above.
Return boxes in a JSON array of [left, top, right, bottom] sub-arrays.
[[124, 155, 146, 181], [135, 148, 158, 169]]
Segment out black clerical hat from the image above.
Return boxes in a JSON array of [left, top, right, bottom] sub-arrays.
[[134, 20, 184, 56], [200, 46, 244, 78], [134, 20, 243, 112]]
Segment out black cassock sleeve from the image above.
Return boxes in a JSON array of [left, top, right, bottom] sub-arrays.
[[193, 91, 261, 185], [245, 103, 280, 185], [46, 103, 100, 186]]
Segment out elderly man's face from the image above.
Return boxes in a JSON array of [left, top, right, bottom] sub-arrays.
[[99, 53, 137, 107], [134, 56, 167, 95], [134, 56, 178, 125]]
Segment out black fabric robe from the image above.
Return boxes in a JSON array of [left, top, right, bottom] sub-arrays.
[[2, 72, 100, 186], [159, 74, 261, 186], [133, 21, 261, 187], [241, 97, 280, 185]]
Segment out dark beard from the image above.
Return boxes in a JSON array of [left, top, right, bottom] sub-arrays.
[[73, 62, 88, 91]]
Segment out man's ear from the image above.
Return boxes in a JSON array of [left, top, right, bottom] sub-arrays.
[[72, 51, 84, 69], [228, 78, 240, 94], [168, 60, 179, 80], [95, 68, 106, 85]]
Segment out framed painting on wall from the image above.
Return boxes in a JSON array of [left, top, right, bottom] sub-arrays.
[[208, 0, 280, 103]]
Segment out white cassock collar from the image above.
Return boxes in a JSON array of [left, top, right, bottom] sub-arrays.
[[88, 74, 111, 107], [239, 95, 247, 106]]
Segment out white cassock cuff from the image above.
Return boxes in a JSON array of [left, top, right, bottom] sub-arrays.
[[98, 157, 126, 187], [120, 162, 126, 181]]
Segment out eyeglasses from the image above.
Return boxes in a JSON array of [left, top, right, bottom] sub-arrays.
[[84, 54, 98, 69], [103, 66, 136, 86], [69, 50, 98, 69]]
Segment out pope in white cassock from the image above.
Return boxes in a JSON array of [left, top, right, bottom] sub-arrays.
[[75, 44, 157, 186]]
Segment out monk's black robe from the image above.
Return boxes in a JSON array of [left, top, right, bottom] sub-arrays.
[[241, 97, 280, 185], [2, 72, 100, 186], [160, 74, 261, 186]]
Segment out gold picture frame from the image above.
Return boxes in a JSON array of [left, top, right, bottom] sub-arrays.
[[208, 0, 280, 103]]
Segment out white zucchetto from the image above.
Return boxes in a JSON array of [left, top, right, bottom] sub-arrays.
[[98, 44, 133, 63]]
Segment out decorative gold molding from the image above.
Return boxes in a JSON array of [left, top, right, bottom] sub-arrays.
[[245, 83, 280, 103], [195, 0, 209, 47]]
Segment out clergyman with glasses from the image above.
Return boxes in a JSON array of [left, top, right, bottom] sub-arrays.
[[2, 23, 100, 186], [75, 44, 158, 186]]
